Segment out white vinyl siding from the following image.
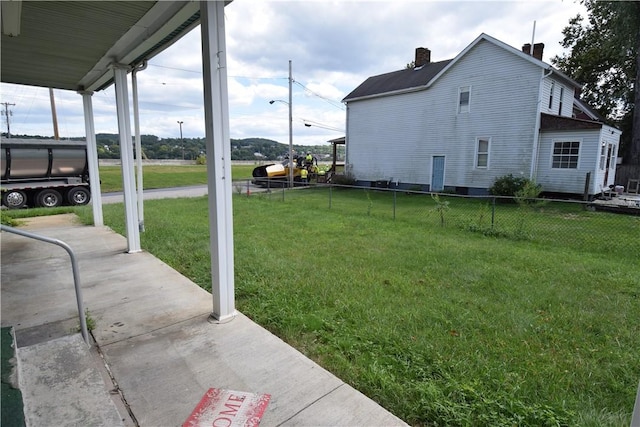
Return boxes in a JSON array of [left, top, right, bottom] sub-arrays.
[[345, 38, 606, 194], [541, 79, 573, 117], [536, 128, 619, 195]]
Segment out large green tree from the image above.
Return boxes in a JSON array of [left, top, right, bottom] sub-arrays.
[[552, 0, 640, 165]]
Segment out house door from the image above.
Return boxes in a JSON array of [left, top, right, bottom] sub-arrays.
[[603, 144, 614, 186], [431, 156, 445, 192]]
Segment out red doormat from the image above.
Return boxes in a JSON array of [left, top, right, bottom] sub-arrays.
[[183, 388, 271, 427]]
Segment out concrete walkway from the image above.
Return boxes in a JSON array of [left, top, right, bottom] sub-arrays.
[[1, 214, 407, 427]]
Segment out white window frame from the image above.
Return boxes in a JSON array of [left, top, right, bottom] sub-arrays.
[[548, 81, 555, 109], [558, 86, 564, 115], [551, 140, 580, 169], [475, 137, 490, 169], [458, 85, 470, 114]]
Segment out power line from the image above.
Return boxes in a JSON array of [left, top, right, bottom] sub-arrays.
[[147, 63, 345, 110], [293, 81, 345, 111]]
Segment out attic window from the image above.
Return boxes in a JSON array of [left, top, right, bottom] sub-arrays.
[[558, 86, 564, 115], [458, 86, 470, 113], [548, 81, 555, 109]]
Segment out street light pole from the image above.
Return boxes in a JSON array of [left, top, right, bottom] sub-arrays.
[[177, 120, 184, 160], [288, 59, 293, 188], [268, 60, 294, 188]]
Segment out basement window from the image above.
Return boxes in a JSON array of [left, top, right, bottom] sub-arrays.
[[552, 141, 579, 169], [458, 86, 470, 113]]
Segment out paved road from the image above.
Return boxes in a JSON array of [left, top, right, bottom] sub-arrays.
[[101, 182, 267, 204]]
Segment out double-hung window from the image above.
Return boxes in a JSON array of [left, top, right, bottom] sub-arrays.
[[558, 86, 564, 115], [476, 137, 490, 168], [552, 141, 579, 169], [458, 86, 470, 113]]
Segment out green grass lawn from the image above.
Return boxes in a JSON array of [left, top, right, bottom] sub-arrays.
[[3, 179, 639, 426], [98, 164, 256, 192]]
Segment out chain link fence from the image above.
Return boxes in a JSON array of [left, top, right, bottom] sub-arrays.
[[233, 180, 640, 258]]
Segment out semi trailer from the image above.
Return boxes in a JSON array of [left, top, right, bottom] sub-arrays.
[[1, 138, 91, 209]]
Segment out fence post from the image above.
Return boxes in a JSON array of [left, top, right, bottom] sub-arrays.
[[393, 188, 397, 220], [583, 172, 591, 203], [491, 197, 496, 229]]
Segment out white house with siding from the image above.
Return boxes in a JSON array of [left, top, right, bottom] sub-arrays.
[[342, 33, 621, 196]]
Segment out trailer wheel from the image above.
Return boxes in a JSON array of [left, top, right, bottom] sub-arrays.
[[2, 190, 28, 209], [67, 187, 91, 205], [36, 189, 63, 208]]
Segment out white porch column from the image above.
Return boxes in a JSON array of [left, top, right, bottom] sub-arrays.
[[112, 64, 141, 253], [200, 0, 235, 321], [79, 91, 104, 227]]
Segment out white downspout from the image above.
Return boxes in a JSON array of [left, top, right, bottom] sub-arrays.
[[530, 67, 553, 180]]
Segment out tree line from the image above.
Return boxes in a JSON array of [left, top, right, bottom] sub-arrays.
[[4, 133, 343, 161]]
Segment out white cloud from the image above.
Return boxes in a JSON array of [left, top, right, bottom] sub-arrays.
[[1, 0, 587, 145]]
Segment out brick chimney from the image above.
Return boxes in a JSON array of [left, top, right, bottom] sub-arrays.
[[521, 43, 545, 61], [415, 47, 431, 68]]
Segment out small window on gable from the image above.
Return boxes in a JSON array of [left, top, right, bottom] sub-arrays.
[[548, 81, 555, 109], [558, 86, 564, 115], [552, 141, 579, 169], [458, 86, 470, 113], [476, 137, 490, 168]]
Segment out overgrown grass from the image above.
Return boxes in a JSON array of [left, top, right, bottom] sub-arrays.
[[99, 164, 256, 192], [61, 188, 640, 426]]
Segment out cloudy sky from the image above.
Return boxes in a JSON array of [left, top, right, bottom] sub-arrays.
[[0, 0, 587, 146]]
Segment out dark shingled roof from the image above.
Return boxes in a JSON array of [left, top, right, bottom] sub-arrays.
[[343, 59, 452, 101], [540, 113, 603, 131]]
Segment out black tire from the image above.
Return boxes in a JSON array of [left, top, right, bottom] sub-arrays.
[[2, 190, 28, 209], [36, 189, 63, 208], [67, 187, 91, 205]]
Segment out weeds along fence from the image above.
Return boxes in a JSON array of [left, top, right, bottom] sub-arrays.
[[232, 180, 640, 259]]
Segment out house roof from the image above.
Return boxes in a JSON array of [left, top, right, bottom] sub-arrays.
[[540, 113, 603, 131], [343, 33, 581, 102], [0, 1, 218, 92], [572, 96, 605, 122], [342, 59, 451, 101]]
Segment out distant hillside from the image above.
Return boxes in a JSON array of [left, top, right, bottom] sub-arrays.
[[4, 133, 344, 161]]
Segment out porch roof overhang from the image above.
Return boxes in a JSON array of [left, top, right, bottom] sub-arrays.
[[540, 113, 604, 132], [0, 1, 209, 92]]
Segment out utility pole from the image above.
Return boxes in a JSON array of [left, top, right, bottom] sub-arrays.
[[2, 102, 15, 138], [288, 60, 293, 188], [177, 121, 184, 160]]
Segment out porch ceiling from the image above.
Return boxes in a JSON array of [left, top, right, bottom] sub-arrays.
[[0, 1, 205, 92]]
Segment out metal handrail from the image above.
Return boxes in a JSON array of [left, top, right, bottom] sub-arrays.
[[1, 224, 90, 345]]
